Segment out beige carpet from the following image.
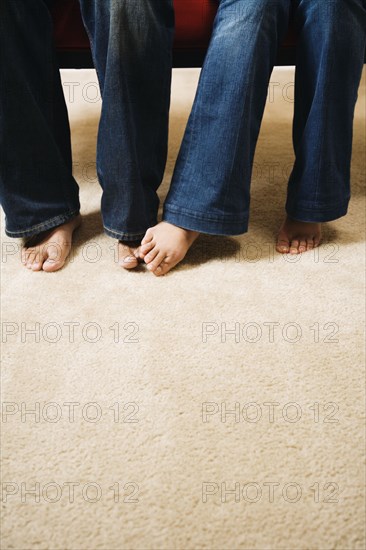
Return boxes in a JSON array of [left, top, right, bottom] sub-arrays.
[[1, 67, 365, 550]]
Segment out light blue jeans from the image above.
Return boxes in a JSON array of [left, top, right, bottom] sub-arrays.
[[163, 0, 366, 235]]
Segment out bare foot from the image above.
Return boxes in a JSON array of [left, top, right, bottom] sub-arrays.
[[118, 241, 142, 270], [22, 214, 81, 272], [140, 222, 199, 276], [276, 215, 322, 254]]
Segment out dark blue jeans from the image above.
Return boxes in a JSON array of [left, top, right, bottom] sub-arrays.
[[0, 0, 174, 240], [163, 0, 366, 234]]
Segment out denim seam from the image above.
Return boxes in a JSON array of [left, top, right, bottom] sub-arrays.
[[163, 210, 248, 236], [164, 204, 247, 225], [286, 198, 349, 212], [5, 210, 79, 237], [103, 225, 147, 240]]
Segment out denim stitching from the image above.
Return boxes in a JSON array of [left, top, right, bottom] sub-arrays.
[[6, 210, 79, 237]]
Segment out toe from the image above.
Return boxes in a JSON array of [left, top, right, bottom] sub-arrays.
[[141, 228, 154, 246], [313, 236, 322, 248], [120, 255, 139, 270], [157, 258, 176, 276], [276, 238, 290, 254], [26, 251, 37, 268], [43, 258, 65, 272], [42, 244, 65, 272], [21, 248, 28, 265], [298, 239, 307, 253], [31, 251, 43, 271], [118, 244, 139, 269], [139, 241, 155, 258], [146, 251, 166, 273], [306, 238, 315, 251], [144, 247, 160, 264], [289, 239, 300, 254], [152, 252, 183, 276]]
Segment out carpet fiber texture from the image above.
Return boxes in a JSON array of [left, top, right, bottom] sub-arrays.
[[1, 68, 365, 550]]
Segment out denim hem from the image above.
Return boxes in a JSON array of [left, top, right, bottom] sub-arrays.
[[286, 200, 349, 223], [163, 205, 249, 236], [5, 210, 80, 239], [104, 226, 147, 242]]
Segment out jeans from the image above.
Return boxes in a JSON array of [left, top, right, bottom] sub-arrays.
[[1, 1, 365, 240], [163, 0, 366, 235], [0, 0, 174, 239]]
